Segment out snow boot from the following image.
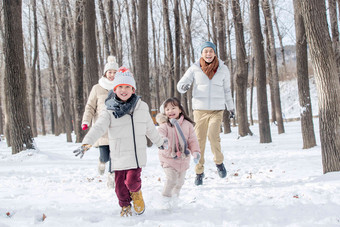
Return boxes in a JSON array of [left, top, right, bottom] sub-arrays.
[[194, 173, 204, 186], [120, 205, 132, 217], [130, 190, 145, 215], [216, 163, 227, 178], [107, 172, 115, 189], [98, 160, 105, 175]]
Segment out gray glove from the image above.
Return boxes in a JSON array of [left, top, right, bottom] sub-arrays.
[[181, 84, 191, 92], [73, 144, 92, 158]]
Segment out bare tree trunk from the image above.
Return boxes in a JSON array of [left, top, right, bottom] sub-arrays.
[[162, 0, 175, 97], [262, 0, 285, 134], [249, 56, 255, 126], [270, 0, 287, 74], [149, 0, 160, 109], [208, 1, 217, 44], [231, 0, 252, 137], [115, 1, 123, 66], [27, 0, 38, 137], [74, 0, 86, 142], [293, 0, 316, 149], [225, 0, 236, 127], [250, 0, 272, 143], [136, 0, 152, 147], [84, 0, 98, 96], [41, 0, 58, 135], [107, 0, 117, 58], [124, 0, 137, 75], [181, 0, 194, 118], [174, 0, 181, 99], [3, 0, 34, 154], [98, 0, 110, 58], [37, 56, 46, 135], [300, 0, 340, 173], [328, 0, 340, 79], [216, 0, 231, 133], [61, 0, 72, 142]]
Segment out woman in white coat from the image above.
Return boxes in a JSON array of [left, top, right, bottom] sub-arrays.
[[177, 41, 235, 186]]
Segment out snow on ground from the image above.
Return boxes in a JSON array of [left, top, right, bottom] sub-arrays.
[[1, 79, 340, 226]]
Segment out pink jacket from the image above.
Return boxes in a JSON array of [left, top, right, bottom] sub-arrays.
[[157, 115, 200, 172]]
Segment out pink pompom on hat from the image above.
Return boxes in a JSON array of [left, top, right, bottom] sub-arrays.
[[112, 67, 137, 91]]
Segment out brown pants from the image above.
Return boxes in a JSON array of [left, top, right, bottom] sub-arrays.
[[194, 110, 224, 174]]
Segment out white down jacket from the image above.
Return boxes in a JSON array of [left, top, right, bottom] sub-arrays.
[[177, 59, 234, 111], [82, 99, 164, 171]]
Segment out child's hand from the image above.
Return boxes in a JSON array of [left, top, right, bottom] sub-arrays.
[[193, 152, 201, 164], [158, 138, 168, 150], [73, 144, 92, 158]]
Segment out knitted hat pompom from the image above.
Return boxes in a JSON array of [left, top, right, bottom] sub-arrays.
[[103, 56, 119, 75]]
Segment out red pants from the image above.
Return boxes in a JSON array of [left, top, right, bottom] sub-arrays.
[[114, 168, 142, 207]]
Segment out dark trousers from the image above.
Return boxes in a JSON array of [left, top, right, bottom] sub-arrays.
[[115, 168, 142, 207], [99, 145, 110, 163]]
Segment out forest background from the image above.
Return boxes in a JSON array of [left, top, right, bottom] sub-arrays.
[[0, 0, 339, 173]]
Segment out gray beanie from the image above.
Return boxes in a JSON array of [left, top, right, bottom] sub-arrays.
[[103, 56, 119, 75], [200, 41, 217, 54]]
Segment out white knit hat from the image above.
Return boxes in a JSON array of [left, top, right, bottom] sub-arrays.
[[113, 67, 137, 91], [103, 56, 119, 75]]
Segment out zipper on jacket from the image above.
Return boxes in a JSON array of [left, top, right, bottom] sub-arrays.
[[129, 113, 139, 168]]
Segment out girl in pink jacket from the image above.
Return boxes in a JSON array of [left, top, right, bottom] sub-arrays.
[[156, 97, 200, 206]]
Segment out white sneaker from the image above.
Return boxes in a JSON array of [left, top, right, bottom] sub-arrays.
[[107, 172, 115, 189], [98, 161, 105, 175]]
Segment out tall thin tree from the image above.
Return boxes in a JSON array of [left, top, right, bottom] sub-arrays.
[[250, 0, 272, 143], [293, 0, 316, 149], [231, 0, 252, 136], [262, 0, 285, 134]]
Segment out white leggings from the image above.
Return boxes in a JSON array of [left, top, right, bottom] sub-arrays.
[[162, 167, 186, 197]]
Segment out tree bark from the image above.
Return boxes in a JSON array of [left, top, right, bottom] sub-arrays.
[[98, 0, 110, 58], [3, 0, 34, 154], [37, 57, 46, 135], [328, 0, 340, 79], [162, 0, 175, 97], [262, 0, 285, 134], [28, 0, 38, 137], [41, 0, 58, 135], [231, 0, 252, 137], [250, 0, 272, 143], [174, 0, 181, 99], [61, 0, 72, 142], [293, 0, 316, 149], [300, 0, 340, 173], [270, 0, 287, 74], [84, 0, 98, 96], [74, 0, 86, 142]]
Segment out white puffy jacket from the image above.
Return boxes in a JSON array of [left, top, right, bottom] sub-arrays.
[[177, 59, 234, 111], [82, 99, 164, 171]]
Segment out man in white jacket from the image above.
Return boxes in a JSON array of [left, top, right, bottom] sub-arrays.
[[177, 41, 235, 186]]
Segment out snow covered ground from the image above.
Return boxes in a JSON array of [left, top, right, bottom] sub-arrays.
[[1, 79, 340, 226]]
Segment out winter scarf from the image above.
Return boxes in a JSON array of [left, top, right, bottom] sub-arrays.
[[98, 77, 115, 90], [105, 91, 140, 118], [169, 117, 190, 159], [200, 56, 219, 80]]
